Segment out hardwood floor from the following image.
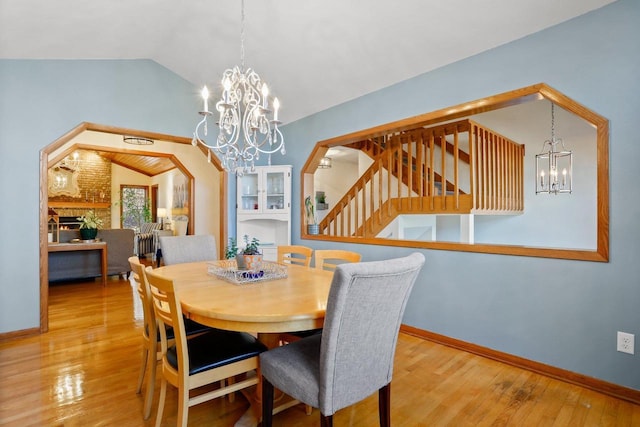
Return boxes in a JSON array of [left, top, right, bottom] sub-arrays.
[[1, 274, 639, 426]]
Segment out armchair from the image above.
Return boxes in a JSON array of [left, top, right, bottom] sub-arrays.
[[134, 222, 161, 257]]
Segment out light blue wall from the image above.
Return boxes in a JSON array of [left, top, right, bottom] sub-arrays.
[[0, 0, 638, 392], [281, 0, 640, 391], [0, 59, 200, 332]]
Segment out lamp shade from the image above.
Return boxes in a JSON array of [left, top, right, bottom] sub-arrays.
[[157, 208, 167, 218]]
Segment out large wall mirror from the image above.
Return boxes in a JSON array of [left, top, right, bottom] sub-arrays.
[[47, 165, 80, 197], [301, 83, 609, 262]]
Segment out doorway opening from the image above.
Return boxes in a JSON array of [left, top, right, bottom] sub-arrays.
[[40, 122, 226, 332]]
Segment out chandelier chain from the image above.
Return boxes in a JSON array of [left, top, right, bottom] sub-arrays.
[[240, 0, 245, 70], [550, 102, 555, 140], [192, 0, 285, 176]]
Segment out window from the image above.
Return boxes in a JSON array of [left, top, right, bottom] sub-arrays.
[[120, 185, 151, 231]]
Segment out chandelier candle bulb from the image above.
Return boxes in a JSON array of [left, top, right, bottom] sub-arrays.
[[201, 86, 209, 112], [273, 98, 279, 121], [262, 83, 269, 108], [223, 77, 231, 103]]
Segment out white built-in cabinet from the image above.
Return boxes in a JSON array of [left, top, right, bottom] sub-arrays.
[[236, 165, 292, 261]]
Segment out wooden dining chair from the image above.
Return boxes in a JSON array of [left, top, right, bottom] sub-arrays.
[[128, 256, 211, 420], [314, 249, 361, 271], [261, 253, 425, 427], [129, 256, 158, 420], [145, 267, 267, 427], [277, 245, 313, 267], [281, 249, 361, 345]]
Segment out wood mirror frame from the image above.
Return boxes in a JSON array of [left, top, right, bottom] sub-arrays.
[[301, 83, 609, 262]]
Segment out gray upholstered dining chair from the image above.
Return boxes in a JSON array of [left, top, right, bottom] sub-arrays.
[[279, 247, 360, 347], [260, 252, 425, 427], [158, 234, 217, 265]]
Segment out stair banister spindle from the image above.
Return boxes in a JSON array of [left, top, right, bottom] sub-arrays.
[[481, 130, 487, 210], [491, 131, 497, 211], [360, 182, 365, 236], [398, 138, 403, 202], [454, 128, 460, 210], [387, 145, 392, 217], [378, 157, 383, 226], [347, 196, 351, 237], [407, 137, 413, 211], [469, 125, 476, 210], [371, 168, 375, 231]]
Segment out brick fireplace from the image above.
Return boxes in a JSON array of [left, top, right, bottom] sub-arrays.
[[48, 150, 113, 227]]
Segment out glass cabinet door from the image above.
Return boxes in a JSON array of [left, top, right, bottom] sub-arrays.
[[237, 172, 260, 212], [236, 165, 292, 261], [265, 170, 286, 212], [236, 166, 290, 214]]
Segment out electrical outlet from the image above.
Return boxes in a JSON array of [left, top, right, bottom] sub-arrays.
[[617, 331, 635, 355]]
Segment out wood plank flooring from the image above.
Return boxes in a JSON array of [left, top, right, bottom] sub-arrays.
[[1, 274, 639, 426]]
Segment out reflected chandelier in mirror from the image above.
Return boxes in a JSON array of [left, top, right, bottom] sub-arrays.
[[48, 166, 80, 197]]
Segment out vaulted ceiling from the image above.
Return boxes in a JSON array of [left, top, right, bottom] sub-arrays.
[[0, 0, 615, 124]]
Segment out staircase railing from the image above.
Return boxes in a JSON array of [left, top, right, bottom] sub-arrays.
[[318, 119, 524, 238], [469, 121, 525, 213]]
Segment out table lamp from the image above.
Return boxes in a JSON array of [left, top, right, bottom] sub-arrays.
[[157, 208, 167, 230]]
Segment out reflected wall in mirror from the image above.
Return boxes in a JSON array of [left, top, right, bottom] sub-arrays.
[[301, 84, 609, 262]]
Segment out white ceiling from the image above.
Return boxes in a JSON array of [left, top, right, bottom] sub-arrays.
[[0, 0, 615, 124]]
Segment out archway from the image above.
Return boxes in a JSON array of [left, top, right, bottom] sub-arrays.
[[39, 122, 227, 332]]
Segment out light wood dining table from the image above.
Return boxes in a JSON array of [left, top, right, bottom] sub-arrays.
[[151, 261, 335, 426]]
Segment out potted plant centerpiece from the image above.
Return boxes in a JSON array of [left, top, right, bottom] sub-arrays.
[[77, 210, 103, 240], [240, 235, 261, 270], [305, 196, 319, 235], [226, 235, 262, 270]]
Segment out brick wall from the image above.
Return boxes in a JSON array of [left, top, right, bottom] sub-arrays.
[[49, 150, 112, 226]]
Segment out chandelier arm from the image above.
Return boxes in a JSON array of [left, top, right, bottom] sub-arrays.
[[194, 114, 234, 153], [248, 130, 285, 154], [193, 0, 285, 175], [218, 108, 241, 148]]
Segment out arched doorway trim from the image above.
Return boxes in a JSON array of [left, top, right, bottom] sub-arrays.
[[39, 122, 227, 332]]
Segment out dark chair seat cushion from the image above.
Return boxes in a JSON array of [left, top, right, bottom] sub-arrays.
[[289, 328, 323, 339], [167, 329, 267, 375], [183, 318, 214, 336], [150, 317, 212, 341]]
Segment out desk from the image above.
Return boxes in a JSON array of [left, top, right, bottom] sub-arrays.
[[152, 261, 334, 426], [48, 241, 108, 286]]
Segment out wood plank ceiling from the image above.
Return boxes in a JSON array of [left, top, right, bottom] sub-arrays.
[[99, 151, 176, 177]]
